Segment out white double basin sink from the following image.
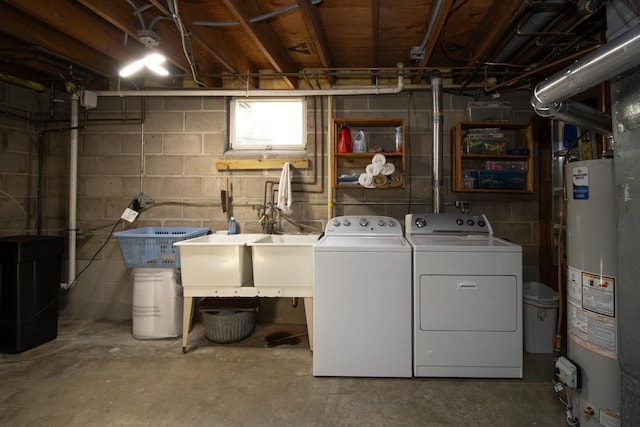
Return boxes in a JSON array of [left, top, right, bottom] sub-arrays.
[[175, 233, 320, 351], [175, 233, 320, 296]]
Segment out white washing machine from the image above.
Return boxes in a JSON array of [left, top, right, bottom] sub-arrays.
[[405, 213, 523, 378], [313, 215, 412, 377]]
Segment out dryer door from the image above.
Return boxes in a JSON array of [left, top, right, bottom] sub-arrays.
[[419, 274, 518, 332]]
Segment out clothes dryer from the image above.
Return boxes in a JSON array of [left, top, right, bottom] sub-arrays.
[[405, 213, 523, 378]]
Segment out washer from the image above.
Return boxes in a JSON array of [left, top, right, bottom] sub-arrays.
[[313, 215, 412, 377], [405, 213, 523, 378]]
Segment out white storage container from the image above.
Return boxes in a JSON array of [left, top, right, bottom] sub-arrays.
[[174, 234, 265, 287], [132, 268, 183, 339], [248, 234, 320, 287], [523, 281, 559, 354]]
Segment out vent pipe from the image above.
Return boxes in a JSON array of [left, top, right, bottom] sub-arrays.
[[431, 72, 443, 213], [531, 24, 640, 132], [533, 99, 612, 135]]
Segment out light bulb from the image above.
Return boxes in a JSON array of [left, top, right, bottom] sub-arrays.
[[119, 58, 145, 77], [119, 52, 168, 77]]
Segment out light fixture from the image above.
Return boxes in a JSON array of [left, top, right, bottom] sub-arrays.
[[119, 53, 169, 78]]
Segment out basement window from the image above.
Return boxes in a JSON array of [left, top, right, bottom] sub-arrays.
[[230, 98, 306, 150]]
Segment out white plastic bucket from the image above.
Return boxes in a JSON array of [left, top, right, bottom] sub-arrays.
[[132, 268, 183, 339], [523, 281, 559, 353]]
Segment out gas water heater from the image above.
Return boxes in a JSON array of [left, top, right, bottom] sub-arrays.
[[566, 159, 621, 426]]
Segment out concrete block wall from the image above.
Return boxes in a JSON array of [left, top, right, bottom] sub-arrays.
[[1, 82, 540, 322]]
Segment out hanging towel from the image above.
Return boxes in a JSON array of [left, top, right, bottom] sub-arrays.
[[277, 162, 292, 214]]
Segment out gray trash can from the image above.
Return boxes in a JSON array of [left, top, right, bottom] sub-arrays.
[[523, 281, 559, 354]]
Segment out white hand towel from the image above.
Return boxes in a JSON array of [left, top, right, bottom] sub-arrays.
[[365, 163, 381, 176], [277, 162, 292, 214], [381, 163, 395, 176], [372, 153, 386, 167], [358, 172, 375, 188]]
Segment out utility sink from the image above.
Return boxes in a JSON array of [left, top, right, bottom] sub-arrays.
[[174, 234, 266, 287], [248, 234, 320, 287]]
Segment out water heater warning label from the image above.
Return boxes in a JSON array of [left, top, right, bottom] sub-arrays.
[[572, 166, 589, 200], [567, 266, 617, 359]]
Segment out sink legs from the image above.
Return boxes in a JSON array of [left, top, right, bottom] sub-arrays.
[[304, 297, 313, 351], [181, 297, 193, 353]]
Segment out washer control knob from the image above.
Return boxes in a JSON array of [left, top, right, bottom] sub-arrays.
[[378, 219, 386, 227], [478, 219, 486, 227], [387, 220, 396, 227], [332, 219, 341, 227], [456, 218, 464, 226], [467, 219, 475, 226], [415, 217, 427, 228], [342, 219, 351, 227], [359, 217, 370, 227]]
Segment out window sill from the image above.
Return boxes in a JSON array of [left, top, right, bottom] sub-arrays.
[[216, 150, 309, 170]]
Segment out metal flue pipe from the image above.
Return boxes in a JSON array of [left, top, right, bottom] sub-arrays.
[[533, 99, 612, 135], [431, 72, 443, 213], [531, 24, 640, 108]]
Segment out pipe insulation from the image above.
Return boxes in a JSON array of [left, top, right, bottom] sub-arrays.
[[531, 24, 640, 108], [431, 72, 443, 213]]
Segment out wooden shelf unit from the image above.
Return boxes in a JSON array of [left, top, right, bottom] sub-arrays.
[[451, 121, 534, 193], [331, 118, 405, 189]]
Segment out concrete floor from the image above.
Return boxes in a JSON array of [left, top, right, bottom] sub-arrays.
[[0, 318, 566, 426]]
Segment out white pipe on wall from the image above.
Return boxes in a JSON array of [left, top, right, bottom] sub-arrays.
[[64, 93, 79, 289], [327, 95, 334, 221], [96, 65, 405, 98]]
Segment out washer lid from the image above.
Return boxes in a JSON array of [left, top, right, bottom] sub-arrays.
[[406, 235, 521, 252], [314, 235, 411, 252]]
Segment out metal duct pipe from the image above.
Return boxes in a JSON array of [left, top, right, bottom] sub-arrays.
[[431, 72, 443, 213], [533, 99, 612, 135], [531, 24, 640, 107]]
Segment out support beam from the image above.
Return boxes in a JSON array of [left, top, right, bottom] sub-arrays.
[[223, 0, 299, 89]]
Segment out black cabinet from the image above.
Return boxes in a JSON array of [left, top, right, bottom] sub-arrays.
[[0, 236, 65, 353]]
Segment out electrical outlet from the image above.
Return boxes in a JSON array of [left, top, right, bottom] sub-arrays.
[[555, 356, 581, 389], [121, 208, 139, 223]]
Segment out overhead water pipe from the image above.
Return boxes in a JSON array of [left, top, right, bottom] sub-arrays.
[[431, 72, 443, 213], [96, 64, 405, 97]]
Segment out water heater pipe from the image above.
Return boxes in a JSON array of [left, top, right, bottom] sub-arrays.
[[431, 72, 443, 213]]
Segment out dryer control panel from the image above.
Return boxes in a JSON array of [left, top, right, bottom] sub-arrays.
[[405, 213, 493, 236], [324, 216, 403, 236]]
